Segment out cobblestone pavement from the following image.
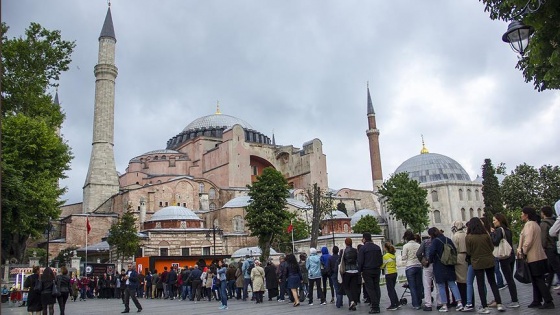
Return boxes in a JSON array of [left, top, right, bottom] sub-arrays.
[[2, 283, 560, 315]]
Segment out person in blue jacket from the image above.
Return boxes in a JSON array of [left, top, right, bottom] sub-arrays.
[[306, 248, 326, 305], [320, 246, 335, 303]]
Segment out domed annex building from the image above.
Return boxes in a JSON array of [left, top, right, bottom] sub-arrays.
[[382, 143, 484, 243]]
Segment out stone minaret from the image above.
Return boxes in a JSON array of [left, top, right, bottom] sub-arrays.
[[366, 84, 383, 190], [83, 6, 119, 213]]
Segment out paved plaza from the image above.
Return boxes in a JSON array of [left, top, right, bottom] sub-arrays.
[[2, 283, 560, 315]]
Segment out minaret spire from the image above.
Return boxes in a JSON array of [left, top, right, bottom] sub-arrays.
[[83, 6, 119, 213], [215, 100, 221, 114], [366, 84, 383, 190], [420, 135, 429, 154]]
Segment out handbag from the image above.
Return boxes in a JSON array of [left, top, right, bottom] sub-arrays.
[[52, 278, 61, 297], [514, 252, 532, 284], [493, 227, 513, 259]]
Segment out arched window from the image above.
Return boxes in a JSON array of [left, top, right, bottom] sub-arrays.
[[209, 203, 216, 211], [153, 156, 159, 160], [469, 208, 474, 219], [433, 210, 441, 224], [467, 189, 472, 201], [232, 215, 244, 232], [459, 189, 464, 201], [343, 224, 349, 233], [209, 188, 216, 200], [431, 190, 439, 202], [199, 183, 204, 193], [475, 189, 480, 201], [461, 208, 466, 221], [161, 155, 167, 160], [477, 208, 482, 217]]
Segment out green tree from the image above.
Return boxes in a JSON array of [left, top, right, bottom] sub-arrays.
[[107, 210, 140, 262], [501, 163, 560, 210], [481, 158, 504, 218], [273, 215, 309, 254], [378, 172, 430, 234], [1, 22, 74, 263], [479, 0, 560, 91], [538, 164, 560, 206], [352, 215, 382, 235], [246, 167, 291, 262]]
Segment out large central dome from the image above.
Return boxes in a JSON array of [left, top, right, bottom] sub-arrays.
[[183, 113, 253, 133], [395, 152, 471, 184]]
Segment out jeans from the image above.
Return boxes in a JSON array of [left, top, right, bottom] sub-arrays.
[[220, 280, 228, 306], [474, 267, 501, 307], [406, 266, 423, 308], [466, 265, 475, 306], [436, 281, 461, 304], [227, 280, 235, 298], [362, 269, 381, 310], [330, 273, 343, 307], [494, 258, 504, 287], [242, 278, 252, 300], [322, 273, 334, 300], [385, 273, 399, 307], [278, 280, 286, 300]]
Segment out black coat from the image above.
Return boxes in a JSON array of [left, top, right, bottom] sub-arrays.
[[264, 264, 278, 290]]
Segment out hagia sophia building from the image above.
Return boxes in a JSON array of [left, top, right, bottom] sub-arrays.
[[51, 6, 485, 266]]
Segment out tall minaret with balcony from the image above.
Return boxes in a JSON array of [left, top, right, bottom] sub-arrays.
[[366, 84, 383, 190], [83, 6, 119, 213]]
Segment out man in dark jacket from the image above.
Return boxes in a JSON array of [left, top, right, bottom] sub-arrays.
[[276, 255, 287, 302], [189, 265, 203, 301], [161, 267, 169, 299], [358, 233, 383, 314], [328, 246, 343, 308], [167, 266, 178, 300], [122, 263, 142, 313], [541, 206, 560, 288]]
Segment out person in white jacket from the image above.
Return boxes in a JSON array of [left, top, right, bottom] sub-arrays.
[[549, 200, 560, 238]]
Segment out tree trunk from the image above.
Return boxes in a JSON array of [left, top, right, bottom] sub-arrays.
[[309, 184, 321, 249], [2, 232, 29, 263]]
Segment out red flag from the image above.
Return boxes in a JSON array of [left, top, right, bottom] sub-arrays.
[[86, 218, 91, 235], [287, 224, 293, 233]]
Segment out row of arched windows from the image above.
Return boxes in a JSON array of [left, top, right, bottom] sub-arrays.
[[430, 188, 481, 202]]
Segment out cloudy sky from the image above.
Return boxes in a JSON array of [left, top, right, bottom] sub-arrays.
[[4, 0, 559, 205]]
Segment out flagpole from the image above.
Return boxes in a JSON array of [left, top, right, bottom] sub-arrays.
[[85, 213, 88, 274], [291, 220, 294, 253]]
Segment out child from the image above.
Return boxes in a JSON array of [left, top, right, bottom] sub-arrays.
[[382, 242, 400, 310]]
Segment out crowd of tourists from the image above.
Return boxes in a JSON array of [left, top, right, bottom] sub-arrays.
[[20, 203, 560, 314]]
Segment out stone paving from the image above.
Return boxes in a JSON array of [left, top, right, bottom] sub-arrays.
[[2, 283, 559, 315]]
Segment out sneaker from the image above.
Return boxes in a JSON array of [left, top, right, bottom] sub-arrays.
[[553, 284, 560, 290], [462, 304, 474, 312], [498, 284, 508, 290], [497, 304, 505, 312], [507, 302, 519, 308], [439, 305, 448, 312], [277, 299, 284, 302], [387, 305, 400, 311], [331, 298, 335, 304], [477, 307, 490, 314], [488, 301, 497, 308], [321, 301, 327, 305], [456, 303, 464, 311], [309, 302, 314, 306], [423, 306, 433, 311], [538, 302, 554, 309], [219, 305, 226, 310], [528, 302, 541, 308]]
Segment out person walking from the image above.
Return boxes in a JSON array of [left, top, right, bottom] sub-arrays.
[[122, 263, 142, 313], [306, 248, 326, 306], [320, 246, 334, 303], [341, 237, 360, 311], [427, 227, 463, 313], [23, 265, 42, 314], [358, 232, 383, 314], [285, 254, 303, 307], [56, 266, 72, 315], [70, 274, 79, 302], [402, 230, 423, 310], [276, 255, 287, 302], [40, 267, 56, 315], [465, 218, 503, 314], [250, 260, 266, 304], [491, 213, 519, 308], [382, 242, 400, 310], [518, 207, 554, 309]]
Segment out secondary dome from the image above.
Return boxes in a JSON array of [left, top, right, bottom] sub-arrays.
[[351, 209, 383, 226], [183, 113, 253, 132], [146, 206, 202, 222], [395, 152, 471, 184]]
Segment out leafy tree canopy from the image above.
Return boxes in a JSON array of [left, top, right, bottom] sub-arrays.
[[246, 167, 291, 262], [273, 215, 309, 254], [107, 210, 140, 261], [501, 163, 560, 210], [352, 215, 382, 235], [1, 22, 74, 263], [479, 0, 560, 91], [378, 172, 430, 234], [336, 201, 347, 215]]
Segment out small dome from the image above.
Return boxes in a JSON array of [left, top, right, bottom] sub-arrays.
[[395, 153, 471, 184], [231, 247, 279, 258], [183, 114, 253, 133], [351, 209, 382, 226], [146, 206, 201, 222], [322, 210, 348, 220]]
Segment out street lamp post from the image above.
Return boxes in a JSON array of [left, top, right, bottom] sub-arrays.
[[206, 224, 223, 258], [44, 219, 54, 266], [502, 0, 545, 55]]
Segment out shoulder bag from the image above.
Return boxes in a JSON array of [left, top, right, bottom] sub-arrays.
[[52, 278, 61, 297], [493, 227, 513, 259], [514, 250, 532, 284]]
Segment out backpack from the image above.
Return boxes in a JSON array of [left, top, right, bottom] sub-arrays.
[[247, 260, 255, 274], [437, 238, 457, 266]]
